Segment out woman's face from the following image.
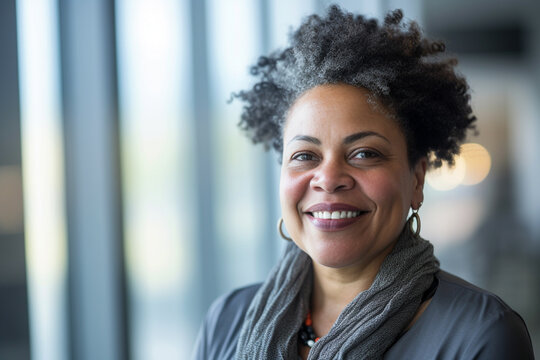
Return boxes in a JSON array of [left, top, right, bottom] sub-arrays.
[[280, 84, 426, 270]]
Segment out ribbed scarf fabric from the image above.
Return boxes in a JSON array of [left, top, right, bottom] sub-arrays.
[[235, 226, 440, 359]]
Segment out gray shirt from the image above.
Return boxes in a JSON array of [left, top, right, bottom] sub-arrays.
[[192, 271, 534, 359]]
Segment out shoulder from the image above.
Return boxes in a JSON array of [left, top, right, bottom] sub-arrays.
[[435, 270, 515, 316], [386, 270, 534, 360], [192, 283, 261, 360], [435, 271, 534, 358], [205, 283, 261, 336]]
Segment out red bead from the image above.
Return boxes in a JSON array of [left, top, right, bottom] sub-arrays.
[[305, 311, 312, 326]]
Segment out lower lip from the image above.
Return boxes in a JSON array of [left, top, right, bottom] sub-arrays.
[[306, 213, 366, 231]]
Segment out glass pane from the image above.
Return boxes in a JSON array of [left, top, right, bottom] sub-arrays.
[[207, 0, 272, 296], [16, 0, 68, 359], [115, 0, 196, 358]]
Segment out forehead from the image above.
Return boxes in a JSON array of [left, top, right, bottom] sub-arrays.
[[283, 84, 403, 143]]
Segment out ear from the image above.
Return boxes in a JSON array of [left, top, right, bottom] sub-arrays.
[[411, 157, 427, 209]]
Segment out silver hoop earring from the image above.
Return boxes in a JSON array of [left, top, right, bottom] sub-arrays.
[[408, 209, 421, 237], [277, 218, 293, 241]]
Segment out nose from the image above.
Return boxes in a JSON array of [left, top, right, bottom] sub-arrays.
[[310, 158, 355, 193]]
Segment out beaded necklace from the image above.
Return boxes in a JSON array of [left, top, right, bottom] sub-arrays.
[[298, 279, 439, 348], [298, 311, 320, 348]]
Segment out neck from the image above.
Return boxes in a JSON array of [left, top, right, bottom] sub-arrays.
[[311, 260, 378, 311], [309, 243, 394, 335]]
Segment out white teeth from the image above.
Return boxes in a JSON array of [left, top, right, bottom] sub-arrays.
[[312, 210, 361, 219]]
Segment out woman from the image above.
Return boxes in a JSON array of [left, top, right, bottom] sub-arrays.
[[193, 6, 534, 359]]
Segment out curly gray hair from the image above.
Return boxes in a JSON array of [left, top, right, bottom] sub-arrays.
[[232, 6, 477, 167]]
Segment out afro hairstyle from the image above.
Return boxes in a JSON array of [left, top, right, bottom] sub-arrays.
[[232, 5, 477, 167]]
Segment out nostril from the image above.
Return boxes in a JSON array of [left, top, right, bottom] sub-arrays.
[[309, 165, 355, 193]]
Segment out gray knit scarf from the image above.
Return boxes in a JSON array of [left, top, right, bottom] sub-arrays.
[[235, 226, 440, 359]]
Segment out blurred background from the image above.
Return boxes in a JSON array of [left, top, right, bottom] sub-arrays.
[[0, 0, 539, 359]]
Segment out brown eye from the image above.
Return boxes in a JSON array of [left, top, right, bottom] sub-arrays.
[[292, 152, 317, 161], [352, 149, 380, 159]]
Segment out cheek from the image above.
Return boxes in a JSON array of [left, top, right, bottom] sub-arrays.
[[279, 169, 311, 213], [362, 169, 411, 212]]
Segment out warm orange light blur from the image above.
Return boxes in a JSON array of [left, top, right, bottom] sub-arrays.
[[426, 143, 491, 191], [460, 143, 492, 186], [426, 155, 466, 191]]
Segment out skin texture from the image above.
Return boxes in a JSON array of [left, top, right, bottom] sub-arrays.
[[279, 84, 427, 353]]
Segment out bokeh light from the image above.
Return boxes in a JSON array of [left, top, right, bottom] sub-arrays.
[[460, 143, 492, 186], [426, 143, 491, 191], [426, 154, 466, 191]]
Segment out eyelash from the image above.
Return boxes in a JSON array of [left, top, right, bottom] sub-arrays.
[[290, 149, 382, 162], [351, 149, 381, 160], [291, 152, 318, 161]]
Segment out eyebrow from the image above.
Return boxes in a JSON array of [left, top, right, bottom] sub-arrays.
[[287, 135, 321, 146], [287, 131, 390, 146], [344, 131, 390, 144]]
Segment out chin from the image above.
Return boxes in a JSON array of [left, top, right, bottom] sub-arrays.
[[306, 240, 367, 269], [311, 254, 363, 269]]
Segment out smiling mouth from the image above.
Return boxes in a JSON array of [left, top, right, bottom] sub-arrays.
[[309, 210, 365, 220]]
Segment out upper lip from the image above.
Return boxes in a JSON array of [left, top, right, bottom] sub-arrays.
[[304, 202, 366, 213]]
